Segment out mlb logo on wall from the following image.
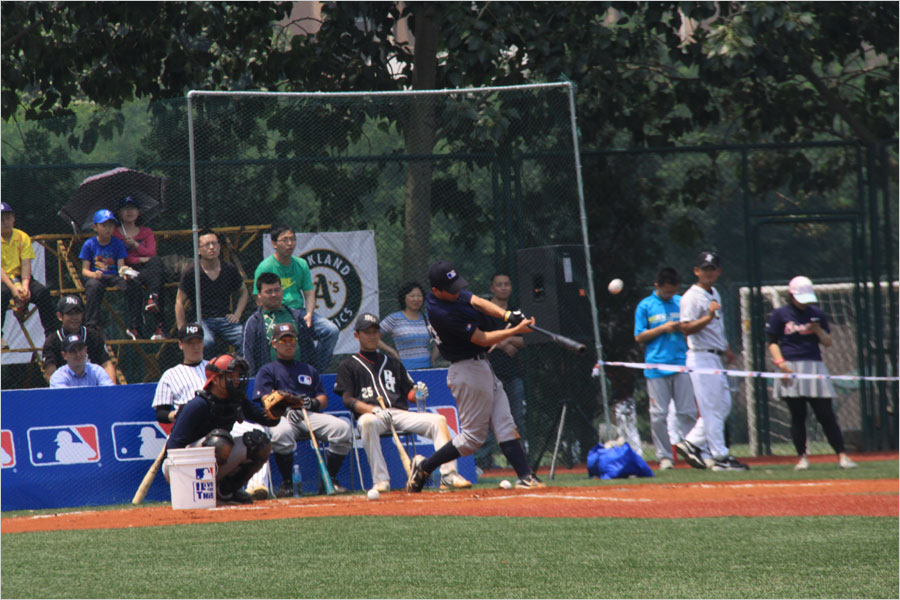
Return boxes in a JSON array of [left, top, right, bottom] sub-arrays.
[[413, 407, 461, 445], [27, 425, 100, 466], [111, 422, 167, 461], [193, 466, 215, 502], [1, 430, 15, 469]]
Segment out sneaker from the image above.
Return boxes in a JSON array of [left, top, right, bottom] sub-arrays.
[[150, 327, 165, 341], [839, 454, 858, 469], [675, 440, 707, 469], [125, 328, 140, 341], [275, 483, 293, 498], [373, 480, 391, 493], [217, 489, 253, 505], [711, 456, 750, 472], [248, 486, 269, 501], [795, 455, 809, 471], [515, 474, 546, 489], [440, 471, 473, 490], [658, 458, 674, 471], [145, 294, 160, 313], [406, 455, 429, 493], [332, 483, 349, 494]]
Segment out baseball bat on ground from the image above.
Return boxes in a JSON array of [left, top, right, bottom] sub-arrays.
[[132, 443, 167, 505], [301, 407, 336, 495], [376, 395, 413, 476], [530, 324, 587, 355]]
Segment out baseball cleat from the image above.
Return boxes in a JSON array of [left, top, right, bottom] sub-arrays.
[[839, 454, 858, 469], [514, 474, 546, 489], [406, 455, 429, 493], [710, 456, 750, 471], [794, 455, 809, 471], [275, 483, 293, 498], [658, 458, 674, 471], [373, 481, 391, 493], [439, 471, 473, 490], [217, 489, 253, 505], [248, 486, 269, 501], [675, 440, 707, 469]]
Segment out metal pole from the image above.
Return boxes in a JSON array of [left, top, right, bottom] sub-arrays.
[[186, 91, 202, 325]]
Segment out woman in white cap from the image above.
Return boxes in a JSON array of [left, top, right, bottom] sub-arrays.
[[765, 276, 857, 470]]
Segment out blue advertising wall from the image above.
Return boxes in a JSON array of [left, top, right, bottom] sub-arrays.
[[0, 368, 475, 511]]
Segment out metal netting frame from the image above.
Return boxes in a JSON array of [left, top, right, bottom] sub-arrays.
[[184, 83, 613, 431]]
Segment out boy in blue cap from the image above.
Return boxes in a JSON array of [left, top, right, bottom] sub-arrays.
[[79, 209, 136, 331]]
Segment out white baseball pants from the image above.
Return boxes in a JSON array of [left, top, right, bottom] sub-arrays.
[[646, 372, 699, 461], [686, 351, 731, 459]]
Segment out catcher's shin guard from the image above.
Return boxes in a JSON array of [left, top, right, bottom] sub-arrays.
[[202, 428, 234, 466]]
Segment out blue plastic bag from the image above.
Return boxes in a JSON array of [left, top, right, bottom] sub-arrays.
[[586, 442, 654, 479]]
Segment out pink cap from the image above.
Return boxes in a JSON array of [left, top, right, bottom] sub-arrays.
[[789, 276, 817, 304]]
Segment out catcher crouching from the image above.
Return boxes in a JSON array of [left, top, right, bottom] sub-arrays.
[[164, 354, 281, 505]]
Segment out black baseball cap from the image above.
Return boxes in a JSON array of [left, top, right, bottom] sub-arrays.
[[62, 332, 86, 352], [57, 295, 85, 314], [272, 322, 298, 341], [178, 322, 204, 341], [118, 195, 141, 209], [695, 251, 721, 269], [428, 260, 468, 293], [354, 312, 380, 331]]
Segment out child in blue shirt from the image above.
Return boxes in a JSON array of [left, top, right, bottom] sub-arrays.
[[79, 209, 134, 331]]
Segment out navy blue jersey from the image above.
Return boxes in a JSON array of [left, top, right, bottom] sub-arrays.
[[253, 359, 325, 405], [765, 303, 830, 361], [426, 289, 496, 362], [166, 391, 276, 449]]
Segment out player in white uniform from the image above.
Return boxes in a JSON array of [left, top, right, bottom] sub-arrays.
[[679, 252, 749, 471]]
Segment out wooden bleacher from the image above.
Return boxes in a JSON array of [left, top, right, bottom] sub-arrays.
[[2, 225, 270, 384]]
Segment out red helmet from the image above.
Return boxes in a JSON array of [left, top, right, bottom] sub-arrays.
[[203, 354, 249, 394]]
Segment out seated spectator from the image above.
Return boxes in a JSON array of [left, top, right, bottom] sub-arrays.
[[79, 209, 136, 330], [253, 224, 338, 371], [42, 294, 117, 384], [378, 281, 438, 370], [243, 271, 315, 376], [1, 202, 59, 345], [175, 228, 248, 359], [112, 196, 165, 340], [48, 332, 114, 388]]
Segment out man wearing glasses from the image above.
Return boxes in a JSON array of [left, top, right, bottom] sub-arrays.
[[175, 228, 249, 359], [252, 224, 339, 371]]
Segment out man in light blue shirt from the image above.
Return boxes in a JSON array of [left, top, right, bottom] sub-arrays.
[[48, 332, 114, 388], [634, 267, 703, 470]]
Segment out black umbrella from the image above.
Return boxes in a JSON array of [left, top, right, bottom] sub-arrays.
[[59, 167, 167, 232]]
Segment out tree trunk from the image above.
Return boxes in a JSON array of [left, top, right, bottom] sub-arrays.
[[402, 2, 439, 284]]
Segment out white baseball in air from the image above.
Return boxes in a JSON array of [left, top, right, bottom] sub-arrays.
[[367, 488, 380, 501], [499, 479, 512, 490], [608, 278, 624, 294]]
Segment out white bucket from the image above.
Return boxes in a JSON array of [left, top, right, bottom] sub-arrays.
[[166, 447, 217, 510]]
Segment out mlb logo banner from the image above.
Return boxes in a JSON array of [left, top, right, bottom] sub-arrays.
[[412, 407, 461, 446], [2, 430, 15, 469], [28, 425, 100, 466], [111, 422, 167, 461]]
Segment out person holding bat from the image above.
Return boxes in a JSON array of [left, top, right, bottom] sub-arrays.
[[407, 261, 544, 492], [334, 312, 472, 493], [165, 354, 280, 505], [254, 322, 352, 496]]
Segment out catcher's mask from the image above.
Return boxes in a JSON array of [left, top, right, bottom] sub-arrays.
[[203, 354, 249, 397]]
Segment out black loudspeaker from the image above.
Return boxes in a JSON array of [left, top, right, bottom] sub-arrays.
[[516, 245, 592, 344]]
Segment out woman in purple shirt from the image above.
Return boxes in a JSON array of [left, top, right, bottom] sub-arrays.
[[765, 276, 857, 471]]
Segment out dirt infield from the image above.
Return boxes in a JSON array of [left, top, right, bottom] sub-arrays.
[[4, 457, 896, 534]]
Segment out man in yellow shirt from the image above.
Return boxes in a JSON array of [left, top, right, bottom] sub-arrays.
[[2, 203, 58, 347]]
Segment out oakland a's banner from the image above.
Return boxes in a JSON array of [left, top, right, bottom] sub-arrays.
[[262, 230, 378, 355]]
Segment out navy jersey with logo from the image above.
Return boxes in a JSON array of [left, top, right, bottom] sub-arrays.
[[765, 303, 830, 361], [425, 289, 496, 362], [253, 358, 324, 403], [166, 391, 276, 450]]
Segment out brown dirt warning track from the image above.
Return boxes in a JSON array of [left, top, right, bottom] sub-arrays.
[[3, 454, 896, 534]]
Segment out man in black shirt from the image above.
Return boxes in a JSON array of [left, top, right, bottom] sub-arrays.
[[42, 294, 116, 384]]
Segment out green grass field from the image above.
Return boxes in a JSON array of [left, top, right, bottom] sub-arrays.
[[3, 460, 897, 598]]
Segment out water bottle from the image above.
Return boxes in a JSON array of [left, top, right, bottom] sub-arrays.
[[292, 464, 302, 498]]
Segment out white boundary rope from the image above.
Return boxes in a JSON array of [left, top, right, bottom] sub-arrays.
[[593, 360, 899, 382]]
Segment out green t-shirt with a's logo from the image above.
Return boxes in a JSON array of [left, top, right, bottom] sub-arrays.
[[253, 254, 313, 311]]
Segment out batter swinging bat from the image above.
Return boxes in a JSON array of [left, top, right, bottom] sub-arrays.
[[530, 324, 587, 355], [301, 407, 336, 495], [376, 395, 413, 476], [132, 443, 167, 505]]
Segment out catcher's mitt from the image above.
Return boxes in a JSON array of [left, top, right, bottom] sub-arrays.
[[261, 390, 307, 420]]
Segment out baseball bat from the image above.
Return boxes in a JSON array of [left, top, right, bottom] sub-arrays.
[[530, 324, 587, 355], [301, 407, 336, 495], [376, 395, 413, 476], [132, 443, 167, 505]]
